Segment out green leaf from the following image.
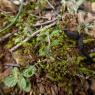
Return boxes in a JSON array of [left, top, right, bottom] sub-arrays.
[[12, 67, 20, 79], [18, 76, 27, 89], [39, 46, 47, 56], [51, 40, 60, 46], [77, 0, 85, 7], [15, 37, 22, 44], [23, 80, 31, 92], [92, 0, 95, 2], [18, 77, 31, 92], [22, 66, 36, 78], [4, 75, 17, 87], [51, 30, 60, 37]]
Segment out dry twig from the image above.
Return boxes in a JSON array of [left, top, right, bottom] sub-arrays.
[[10, 22, 57, 52], [33, 18, 57, 27], [0, 32, 17, 42]]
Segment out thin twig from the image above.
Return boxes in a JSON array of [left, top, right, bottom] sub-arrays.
[[47, 33, 51, 46], [0, 32, 16, 42], [33, 18, 57, 27], [4, 64, 20, 67], [30, 14, 49, 19], [85, 18, 95, 24], [10, 22, 57, 52], [46, 0, 55, 10], [46, 0, 61, 18]]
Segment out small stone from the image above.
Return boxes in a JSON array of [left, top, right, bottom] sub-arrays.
[[12, 0, 20, 5]]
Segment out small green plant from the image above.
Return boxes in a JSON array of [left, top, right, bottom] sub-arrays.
[[92, 0, 95, 2], [61, 0, 85, 14], [4, 65, 36, 92], [77, 22, 94, 35]]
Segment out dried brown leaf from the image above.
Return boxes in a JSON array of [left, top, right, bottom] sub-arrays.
[[0, 0, 17, 13], [92, 2, 95, 13]]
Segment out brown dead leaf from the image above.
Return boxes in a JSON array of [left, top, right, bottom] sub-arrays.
[[78, 11, 85, 24], [0, 68, 11, 81], [38, 84, 46, 94], [84, 1, 91, 12], [90, 29, 95, 38], [91, 79, 95, 93], [45, 12, 53, 20], [92, 2, 95, 13], [84, 12, 95, 24], [51, 87, 56, 95], [0, 0, 17, 13], [61, 13, 78, 31]]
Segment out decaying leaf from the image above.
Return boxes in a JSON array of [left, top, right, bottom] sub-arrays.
[[78, 11, 85, 24], [92, 2, 95, 12], [0, 68, 11, 81], [0, 0, 17, 13]]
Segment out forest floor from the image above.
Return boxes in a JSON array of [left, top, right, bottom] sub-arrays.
[[0, 0, 95, 95]]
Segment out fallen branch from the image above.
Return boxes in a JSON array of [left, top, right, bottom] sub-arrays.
[[10, 22, 57, 52]]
